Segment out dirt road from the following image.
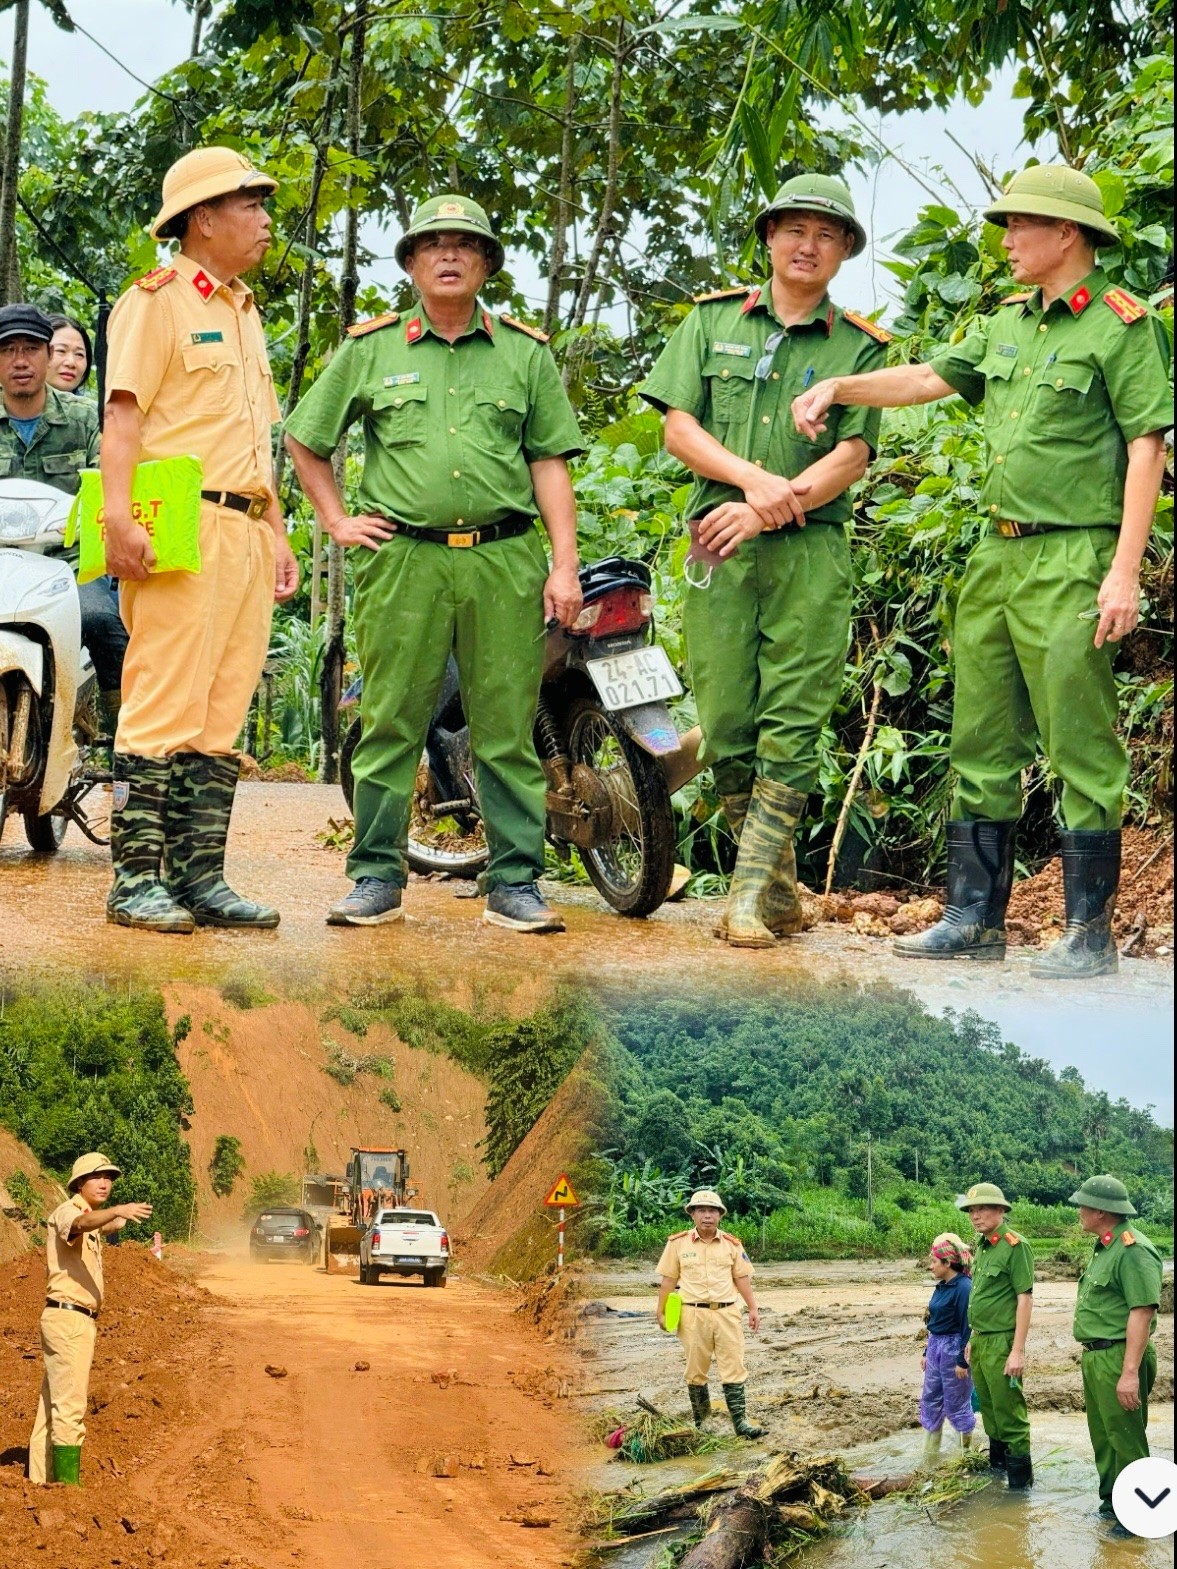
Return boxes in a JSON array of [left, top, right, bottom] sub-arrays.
[[2, 785, 1171, 1017], [0, 1247, 584, 1569]]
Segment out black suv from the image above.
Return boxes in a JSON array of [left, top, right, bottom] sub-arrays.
[[249, 1207, 320, 1265]]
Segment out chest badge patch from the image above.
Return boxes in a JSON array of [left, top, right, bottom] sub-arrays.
[[383, 373, 420, 387], [190, 331, 224, 344], [995, 343, 1018, 357], [712, 341, 753, 357]]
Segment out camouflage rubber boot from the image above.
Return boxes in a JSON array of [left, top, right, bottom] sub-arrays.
[[722, 1382, 765, 1439], [164, 753, 280, 928], [1029, 830, 1120, 979], [687, 1383, 712, 1427], [51, 1444, 81, 1485], [893, 820, 1016, 961], [712, 793, 752, 937], [107, 755, 196, 933], [722, 778, 805, 947]]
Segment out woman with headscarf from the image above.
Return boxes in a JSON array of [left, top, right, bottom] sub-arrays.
[[920, 1232, 976, 1459]]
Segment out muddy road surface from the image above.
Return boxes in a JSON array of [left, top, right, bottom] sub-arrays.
[[2, 785, 1172, 1017], [578, 1259, 1174, 1568], [1, 1247, 584, 1569]]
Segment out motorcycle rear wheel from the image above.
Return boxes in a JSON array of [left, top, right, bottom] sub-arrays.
[[339, 717, 489, 880], [565, 697, 676, 917]]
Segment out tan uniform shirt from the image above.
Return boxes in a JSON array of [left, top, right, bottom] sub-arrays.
[[44, 1195, 103, 1312], [656, 1227, 753, 1302], [105, 250, 281, 501]]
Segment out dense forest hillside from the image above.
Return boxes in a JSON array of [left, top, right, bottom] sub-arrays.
[[597, 986, 1173, 1258]]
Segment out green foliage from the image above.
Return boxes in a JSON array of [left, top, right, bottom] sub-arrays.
[[379, 1086, 403, 1113], [0, 984, 196, 1239], [4, 1168, 43, 1223], [208, 1135, 245, 1199], [481, 992, 599, 1179], [321, 1038, 395, 1085], [596, 987, 1174, 1255], [219, 975, 273, 1011], [244, 1171, 300, 1218]]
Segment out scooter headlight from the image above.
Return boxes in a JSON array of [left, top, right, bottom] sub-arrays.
[[0, 512, 41, 541]]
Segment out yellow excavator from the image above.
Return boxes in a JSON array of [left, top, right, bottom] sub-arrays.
[[322, 1147, 414, 1274]]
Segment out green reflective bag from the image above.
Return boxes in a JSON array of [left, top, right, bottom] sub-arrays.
[[67, 455, 204, 583]]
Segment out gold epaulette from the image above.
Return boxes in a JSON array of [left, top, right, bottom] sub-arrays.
[[1103, 287, 1148, 325], [501, 314, 550, 342], [693, 286, 755, 304], [1002, 292, 1034, 304], [720, 1230, 745, 1245], [347, 312, 401, 338], [1004, 1231, 1021, 1245], [134, 266, 177, 292], [843, 309, 892, 344], [1122, 1231, 1137, 1246], [667, 1228, 691, 1240]]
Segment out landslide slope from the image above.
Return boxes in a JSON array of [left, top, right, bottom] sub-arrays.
[[0, 1128, 62, 1266], [164, 987, 492, 1237]]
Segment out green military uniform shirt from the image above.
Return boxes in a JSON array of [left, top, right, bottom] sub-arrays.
[[931, 269, 1172, 528], [639, 282, 887, 523], [968, 1226, 1035, 1333], [284, 305, 583, 527], [0, 387, 99, 496], [1073, 1224, 1163, 1343]]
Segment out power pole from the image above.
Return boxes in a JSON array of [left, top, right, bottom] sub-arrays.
[[0, 0, 30, 304], [866, 1130, 873, 1224]]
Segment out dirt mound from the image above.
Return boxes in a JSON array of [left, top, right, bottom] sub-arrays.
[[0, 1244, 228, 1569], [517, 1261, 586, 1343], [166, 987, 491, 1237], [457, 1051, 607, 1281], [0, 1128, 63, 1266]]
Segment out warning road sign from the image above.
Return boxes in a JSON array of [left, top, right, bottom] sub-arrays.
[[544, 1174, 580, 1208]]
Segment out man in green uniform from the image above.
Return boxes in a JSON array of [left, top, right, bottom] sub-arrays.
[[286, 195, 584, 932], [0, 303, 126, 707], [794, 166, 1171, 977], [640, 174, 889, 947], [957, 1181, 1036, 1487], [1069, 1174, 1163, 1527]]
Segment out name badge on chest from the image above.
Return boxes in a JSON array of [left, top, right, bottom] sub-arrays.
[[190, 331, 224, 344], [712, 341, 753, 358], [995, 343, 1018, 358], [384, 373, 421, 387]]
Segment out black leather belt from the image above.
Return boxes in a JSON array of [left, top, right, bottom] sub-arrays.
[[386, 513, 533, 548], [1082, 1338, 1126, 1352], [682, 1300, 736, 1309], [45, 1298, 98, 1319], [994, 520, 1065, 537], [201, 489, 270, 519]]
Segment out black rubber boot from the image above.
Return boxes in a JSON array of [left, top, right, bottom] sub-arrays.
[[1029, 830, 1120, 978], [687, 1384, 712, 1427], [893, 820, 1016, 960], [722, 1382, 765, 1438], [1006, 1452, 1034, 1489], [988, 1438, 1009, 1471]]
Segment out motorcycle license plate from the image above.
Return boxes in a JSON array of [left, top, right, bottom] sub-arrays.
[[586, 647, 682, 711]]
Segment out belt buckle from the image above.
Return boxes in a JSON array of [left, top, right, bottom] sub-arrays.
[[246, 495, 268, 520], [447, 531, 478, 548], [996, 519, 1021, 538]]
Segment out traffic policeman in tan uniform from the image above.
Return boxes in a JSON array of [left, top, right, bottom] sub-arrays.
[[28, 1153, 152, 1486], [655, 1189, 765, 1437], [957, 1182, 1036, 1487], [794, 167, 1171, 978], [102, 146, 299, 934], [1069, 1175, 1164, 1528]]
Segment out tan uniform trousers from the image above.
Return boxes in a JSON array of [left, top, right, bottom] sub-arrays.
[[28, 1307, 97, 1482], [678, 1302, 747, 1386], [117, 502, 274, 758]]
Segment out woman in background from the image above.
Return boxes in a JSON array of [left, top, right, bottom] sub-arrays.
[[920, 1232, 976, 1460], [46, 315, 93, 395]]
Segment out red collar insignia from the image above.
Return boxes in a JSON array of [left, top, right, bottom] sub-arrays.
[[406, 317, 423, 343], [191, 270, 216, 301], [987, 1231, 1001, 1245], [1068, 285, 1092, 314], [1101, 1230, 1114, 1246], [741, 287, 762, 315], [825, 304, 835, 335]]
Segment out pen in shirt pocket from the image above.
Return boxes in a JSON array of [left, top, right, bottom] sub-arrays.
[[803, 367, 815, 388]]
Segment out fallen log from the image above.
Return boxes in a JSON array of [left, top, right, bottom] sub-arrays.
[[679, 1493, 769, 1569]]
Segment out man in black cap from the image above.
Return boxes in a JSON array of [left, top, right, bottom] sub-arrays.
[[0, 303, 125, 708]]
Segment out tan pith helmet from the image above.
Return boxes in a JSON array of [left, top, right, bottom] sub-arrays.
[[69, 1152, 121, 1191], [150, 147, 278, 240], [684, 1189, 727, 1215], [1069, 1175, 1138, 1216], [983, 165, 1119, 246], [956, 1182, 1012, 1211]]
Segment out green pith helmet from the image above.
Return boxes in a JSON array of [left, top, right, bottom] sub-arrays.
[[956, 1182, 1012, 1211], [754, 173, 867, 257], [395, 193, 505, 275], [1069, 1174, 1138, 1216], [983, 164, 1119, 246]]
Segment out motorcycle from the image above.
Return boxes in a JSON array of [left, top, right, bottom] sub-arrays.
[[340, 554, 702, 916], [0, 478, 110, 851]]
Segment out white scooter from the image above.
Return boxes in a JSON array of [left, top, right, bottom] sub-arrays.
[[0, 478, 108, 850]]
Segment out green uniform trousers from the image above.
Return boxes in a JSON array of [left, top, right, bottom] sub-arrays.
[[1082, 1340, 1157, 1511], [970, 1330, 1031, 1457], [348, 529, 548, 891], [682, 524, 851, 797], [950, 528, 1127, 830]]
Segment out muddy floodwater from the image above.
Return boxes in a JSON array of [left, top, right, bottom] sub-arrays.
[[580, 1260, 1174, 1569]]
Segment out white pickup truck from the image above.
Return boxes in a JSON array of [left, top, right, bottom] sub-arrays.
[[359, 1207, 450, 1287]]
